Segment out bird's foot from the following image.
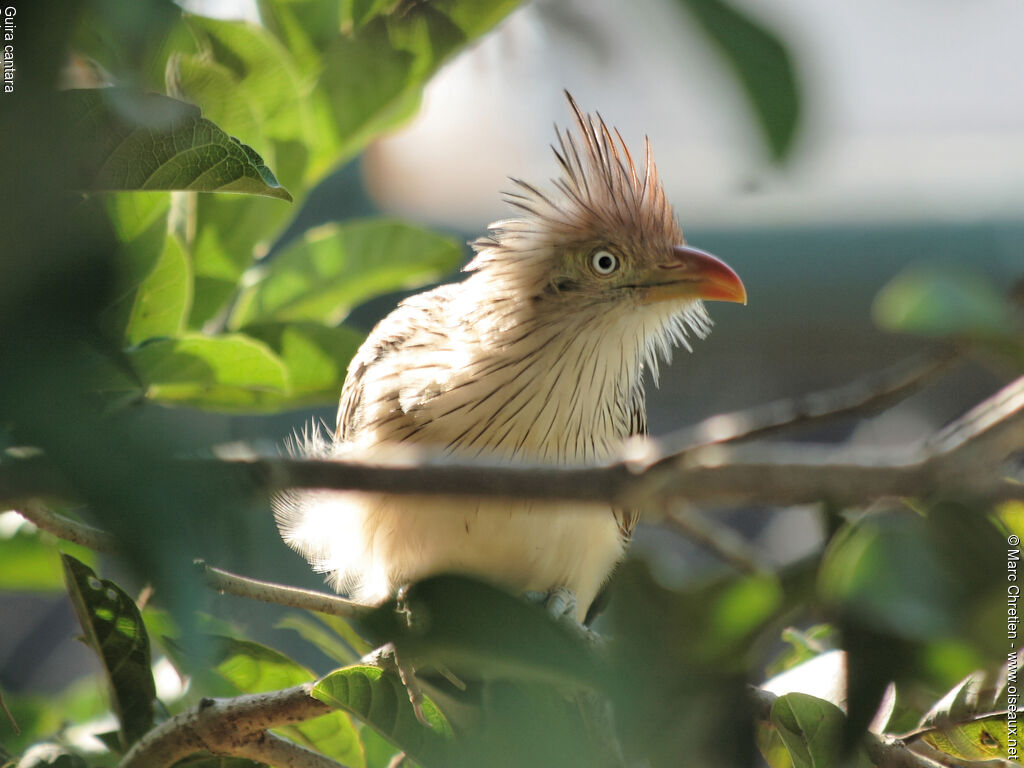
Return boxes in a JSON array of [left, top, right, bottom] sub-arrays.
[[523, 585, 577, 621], [364, 642, 430, 726]]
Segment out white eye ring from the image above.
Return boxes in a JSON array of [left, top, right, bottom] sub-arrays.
[[591, 250, 618, 275]]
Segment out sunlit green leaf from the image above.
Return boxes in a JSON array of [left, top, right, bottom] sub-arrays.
[[311, 0, 521, 176], [64, 89, 293, 200], [677, 0, 800, 161], [128, 333, 288, 410], [232, 220, 462, 327], [183, 14, 313, 148], [313, 664, 452, 766], [242, 322, 364, 406], [60, 555, 155, 749], [126, 234, 192, 344], [0, 522, 96, 592]]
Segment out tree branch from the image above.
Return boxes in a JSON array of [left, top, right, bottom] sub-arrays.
[[5, 378, 1021, 524], [657, 348, 960, 454], [117, 683, 335, 768], [14, 500, 117, 552], [195, 560, 365, 619]]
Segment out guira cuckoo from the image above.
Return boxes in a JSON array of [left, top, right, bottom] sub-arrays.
[[275, 94, 747, 622]]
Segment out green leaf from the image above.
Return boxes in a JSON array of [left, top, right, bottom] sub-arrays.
[[126, 234, 193, 344], [232, 220, 462, 327], [678, 0, 800, 161], [918, 669, 1014, 761], [311, 0, 521, 176], [242, 322, 363, 406], [873, 264, 1016, 337], [127, 333, 288, 410], [207, 635, 313, 691], [770, 693, 853, 768], [183, 15, 313, 149], [818, 510, 956, 640], [0, 521, 97, 592], [313, 664, 452, 766], [64, 89, 293, 200], [60, 554, 155, 749]]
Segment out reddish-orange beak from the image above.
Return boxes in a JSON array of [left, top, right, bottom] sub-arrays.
[[642, 244, 747, 305]]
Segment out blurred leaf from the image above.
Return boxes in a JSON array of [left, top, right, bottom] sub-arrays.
[[313, 664, 452, 766], [125, 234, 192, 344], [316, 612, 374, 660], [771, 693, 868, 768], [766, 625, 839, 678], [64, 89, 293, 201], [359, 575, 602, 689], [311, 0, 521, 177], [127, 333, 288, 411], [182, 15, 313, 150], [242, 322, 364, 406], [70, 0, 186, 90], [94, 194, 173, 341], [60, 554, 155, 749], [677, 0, 800, 161], [607, 562, 782, 767], [277, 613, 362, 666], [818, 510, 956, 641], [873, 264, 1016, 338], [0, 522, 97, 592], [232, 220, 462, 327]]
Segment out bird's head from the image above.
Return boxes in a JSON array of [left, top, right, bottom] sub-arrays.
[[465, 92, 745, 354]]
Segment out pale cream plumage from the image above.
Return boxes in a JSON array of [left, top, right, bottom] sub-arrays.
[[275, 94, 746, 621]]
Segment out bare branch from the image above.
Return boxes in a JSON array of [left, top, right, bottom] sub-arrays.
[[657, 349, 960, 454], [662, 505, 764, 573], [232, 730, 347, 768], [117, 683, 334, 768], [14, 501, 117, 552], [195, 560, 365, 619], [5, 378, 1021, 529]]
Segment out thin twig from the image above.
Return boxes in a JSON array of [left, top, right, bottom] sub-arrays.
[[0, 687, 19, 735], [195, 560, 366, 619], [117, 683, 335, 768], [14, 501, 117, 552], [663, 505, 764, 573], [656, 348, 960, 455]]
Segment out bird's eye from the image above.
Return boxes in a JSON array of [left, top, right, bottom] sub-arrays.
[[590, 250, 619, 275]]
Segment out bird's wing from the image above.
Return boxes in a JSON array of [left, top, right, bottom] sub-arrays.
[[613, 391, 646, 540], [335, 286, 455, 443]]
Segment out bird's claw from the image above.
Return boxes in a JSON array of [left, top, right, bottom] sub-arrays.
[[523, 586, 578, 621]]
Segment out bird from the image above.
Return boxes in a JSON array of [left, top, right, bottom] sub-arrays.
[[274, 93, 746, 624]]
